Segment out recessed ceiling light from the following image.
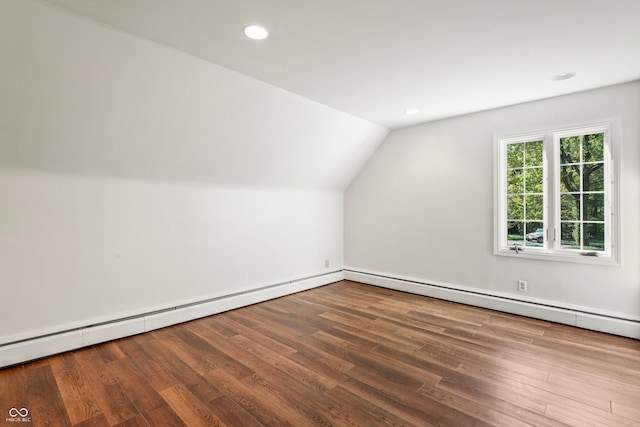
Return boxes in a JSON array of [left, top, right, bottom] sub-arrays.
[[552, 72, 576, 81], [243, 25, 269, 40], [405, 108, 420, 115]]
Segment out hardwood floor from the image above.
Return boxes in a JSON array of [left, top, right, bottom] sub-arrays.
[[1, 280, 639, 426]]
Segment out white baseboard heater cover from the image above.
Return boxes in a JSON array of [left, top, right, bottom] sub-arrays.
[[344, 269, 640, 340], [0, 271, 344, 368]]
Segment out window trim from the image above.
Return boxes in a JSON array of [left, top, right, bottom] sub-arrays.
[[494, 120, 620, 266]]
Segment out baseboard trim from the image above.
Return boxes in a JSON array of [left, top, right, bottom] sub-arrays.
[[0, 271, 344, 368], [344, 269, 640, 339]]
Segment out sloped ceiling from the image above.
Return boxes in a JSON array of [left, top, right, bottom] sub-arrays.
[[0, 1, 388, 190], [43, 0, 640, 128], [3, 0, 639, 190]]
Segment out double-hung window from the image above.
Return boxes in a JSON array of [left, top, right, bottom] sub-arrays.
[[495, 122, 618, 264]]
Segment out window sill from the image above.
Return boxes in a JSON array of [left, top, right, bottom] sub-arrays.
[[495, 247, 619, 266]]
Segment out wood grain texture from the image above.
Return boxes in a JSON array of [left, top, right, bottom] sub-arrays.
[[1, 280, 639, 426]]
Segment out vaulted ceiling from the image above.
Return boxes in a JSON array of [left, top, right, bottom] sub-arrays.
[[2, 1, 639, 190], [44, 0, 640, 128], [1, 1, 388, 190]]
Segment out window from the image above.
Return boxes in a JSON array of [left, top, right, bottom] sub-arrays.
[[505, 139, 545, 248], [495, 122, 617, 264]]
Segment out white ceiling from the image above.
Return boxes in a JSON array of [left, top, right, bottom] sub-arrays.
[[2, 1, 388, 190], [44, 0, 640, 128]]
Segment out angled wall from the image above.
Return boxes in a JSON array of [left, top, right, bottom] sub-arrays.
[[0, 0, 387, 365], [345, 82, 640, 337]]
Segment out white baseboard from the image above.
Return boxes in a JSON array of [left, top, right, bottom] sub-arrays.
[[344, 269, 640, 340], [4, 268, 634, 369], [0, 271, 343, 368], [143, 271, 343, 332]]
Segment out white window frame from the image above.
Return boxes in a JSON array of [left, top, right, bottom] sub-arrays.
[[494, 121, 619, 265]]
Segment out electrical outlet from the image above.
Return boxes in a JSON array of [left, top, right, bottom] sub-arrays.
[[517, 280, 528, 293], [325, 259, 330, 268]]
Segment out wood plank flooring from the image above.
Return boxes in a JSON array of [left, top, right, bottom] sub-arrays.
[[1, 280, 639, 426]]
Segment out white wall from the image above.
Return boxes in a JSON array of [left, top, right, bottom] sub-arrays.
[[0, 171, 344, 342], [0, 0, 387, 353], [346, 82, 640, 323]]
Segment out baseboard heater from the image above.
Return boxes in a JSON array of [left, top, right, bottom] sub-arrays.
[[0, 271, 344, 369], [344, 269, 640, 340]]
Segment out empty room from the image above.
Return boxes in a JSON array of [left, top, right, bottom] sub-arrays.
[[1, 1, 639, 426]]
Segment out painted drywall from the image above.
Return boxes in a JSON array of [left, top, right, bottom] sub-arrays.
[[0, 0, 387, 190], [0, 0, 387, 347], [0, 170, 344, 342], [346, 81, 640, 319]]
